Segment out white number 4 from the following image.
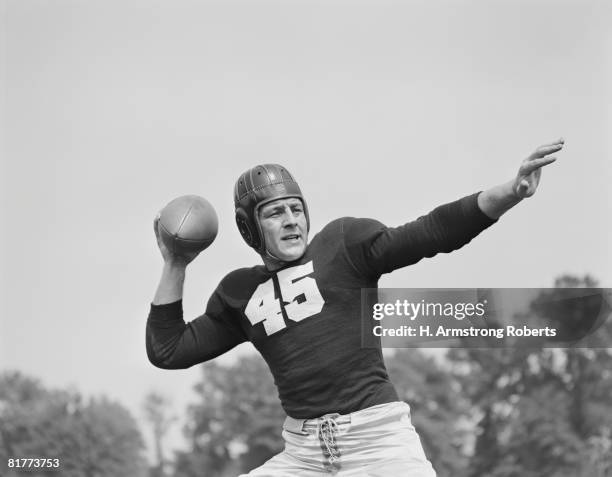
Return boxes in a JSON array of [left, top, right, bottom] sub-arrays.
[[244, 261, 325, 336]]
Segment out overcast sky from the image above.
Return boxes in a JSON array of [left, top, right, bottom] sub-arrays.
[[2, 0, 611, 458]]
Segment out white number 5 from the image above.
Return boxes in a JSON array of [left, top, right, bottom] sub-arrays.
[[245, 261, 325, 336]]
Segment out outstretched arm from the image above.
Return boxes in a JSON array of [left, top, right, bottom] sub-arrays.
[[344, 193, 496, 277], [344, 138, 565, 277], [478, 138, 564, 219]]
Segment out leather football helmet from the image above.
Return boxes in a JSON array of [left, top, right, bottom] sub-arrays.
[[234, 164, 309, 254]]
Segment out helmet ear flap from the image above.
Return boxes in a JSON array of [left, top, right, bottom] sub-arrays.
[[235, 208, 261, 251]]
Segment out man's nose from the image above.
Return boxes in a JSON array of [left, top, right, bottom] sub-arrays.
[[282, 208, 298, 226]]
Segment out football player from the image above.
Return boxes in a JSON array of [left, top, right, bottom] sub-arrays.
[[146, 138, 564, 476]]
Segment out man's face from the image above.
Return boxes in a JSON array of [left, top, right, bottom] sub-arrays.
[[258, 197, 308, 263]]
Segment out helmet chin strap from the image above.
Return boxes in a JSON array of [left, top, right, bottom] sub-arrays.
[[261, 244, 306, 271], [261, 247, 288, 270]]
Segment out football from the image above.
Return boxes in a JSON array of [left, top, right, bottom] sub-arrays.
[[158, 195, 218, 257]]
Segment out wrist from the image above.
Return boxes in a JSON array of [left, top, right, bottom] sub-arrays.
[[163, 258, 189, 274], [506, 179, 524, 202], [153, 262, 187, 305], [478, 180, 523, 220]]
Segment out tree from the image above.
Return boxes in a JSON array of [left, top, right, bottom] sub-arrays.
[[0, 371, 148, 477], [448, 275, 612, 477], [386, 349, 471, 477], [143, 391, 177, 477], [173, 356, 285, 477]]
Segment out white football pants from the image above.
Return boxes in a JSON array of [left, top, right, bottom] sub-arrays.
[[239, 401, 436, 476]]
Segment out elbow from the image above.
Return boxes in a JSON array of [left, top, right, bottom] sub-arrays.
[[147, 351, 191, 370], [148, 357, 190, 370], [146, 339, 191, 370]]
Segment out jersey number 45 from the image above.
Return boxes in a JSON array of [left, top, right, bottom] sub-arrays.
[[244, 261, 325, 335]]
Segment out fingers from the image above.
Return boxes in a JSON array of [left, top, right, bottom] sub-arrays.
[[540, 137, 564, 148], [530, 138, 564, 159], [154, 213, 166, 251], [515, 138, 563, 199], [153, 212, 161, 237], [522, 156, 557, 174]]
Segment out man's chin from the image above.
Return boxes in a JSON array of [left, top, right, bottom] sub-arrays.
[[277, 244, 306, 262]]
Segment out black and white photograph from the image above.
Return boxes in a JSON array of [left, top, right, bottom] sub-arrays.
[[1, 1, 611, 476]]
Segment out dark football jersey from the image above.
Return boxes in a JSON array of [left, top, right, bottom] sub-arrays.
[[147, 192, 496, 418]]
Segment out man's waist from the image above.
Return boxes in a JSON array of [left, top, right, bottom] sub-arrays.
[[284, 400, 409, 434]]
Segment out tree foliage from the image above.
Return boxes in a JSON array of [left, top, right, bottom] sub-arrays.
[[174, 356, 285, 477], [143, 391, 177, 477], [386, 349, 471, 476], [0, 372, 148, 477], [448, 275, 612, 477]]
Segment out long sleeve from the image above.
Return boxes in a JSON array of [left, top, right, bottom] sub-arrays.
[[146, 291, 247, 369], [344, 192, 497, 278]]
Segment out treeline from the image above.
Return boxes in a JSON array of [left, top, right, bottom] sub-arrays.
[[1, 275, 611, 476], [0, 373, 148, 477]]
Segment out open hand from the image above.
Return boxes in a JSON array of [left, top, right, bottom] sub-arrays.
[[514, 138, 564, 198]]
